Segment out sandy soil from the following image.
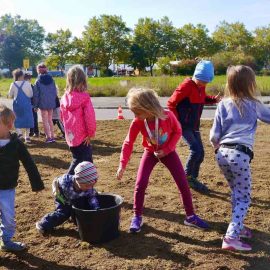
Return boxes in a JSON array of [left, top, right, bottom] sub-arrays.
[[0, 120, 269, 270]]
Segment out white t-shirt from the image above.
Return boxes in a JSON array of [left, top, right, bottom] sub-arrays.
[[0, 139, 10, 147], [9, 81, 33, 99]]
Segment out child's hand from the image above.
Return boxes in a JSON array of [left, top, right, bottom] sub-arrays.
[[116, 167, 125, 180], [215, 92, 222, 103], [154, 150, 166, 159], [84, 136, 92, 146]]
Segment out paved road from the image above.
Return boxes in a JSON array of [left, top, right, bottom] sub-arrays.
[[1, 96, 270, 120]]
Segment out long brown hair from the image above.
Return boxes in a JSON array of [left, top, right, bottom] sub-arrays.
[[225, 65, 259, 115], [66, 65, 87, 92]]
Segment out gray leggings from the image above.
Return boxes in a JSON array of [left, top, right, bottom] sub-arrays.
[[216, 147, 252, 238]]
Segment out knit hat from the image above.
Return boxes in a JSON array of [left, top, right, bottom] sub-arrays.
[[37, 63, 48, 74], [193, 60, 214, 83], [74, 161, 98, 185]]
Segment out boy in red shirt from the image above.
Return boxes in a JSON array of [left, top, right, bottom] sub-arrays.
[[167, 60, 220, 193]]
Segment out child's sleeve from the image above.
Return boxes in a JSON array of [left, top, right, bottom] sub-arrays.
[[83, 95, 96, 137], [209, 103, 222, 148], [256, 101, 270, 123], [167, 82, 191, 118], [120, 120, 140, 169], [162, 111, 182, 155], [205, 94, 217, 105], [18, 141, 44, 191]]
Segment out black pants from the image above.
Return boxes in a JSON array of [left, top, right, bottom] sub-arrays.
[[30, 109, 39, 135], [68, 142, 93, 175], [53, 119, 65, 136]]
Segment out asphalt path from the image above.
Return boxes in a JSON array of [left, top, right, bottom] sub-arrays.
[[1, 96, 270, 120]]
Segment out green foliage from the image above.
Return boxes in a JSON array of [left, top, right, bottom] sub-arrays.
[[45, 29, 73, 68], [211, 51, 257, 74], [212, 21, 253, 54], [176, 23, 218, 59], [2, 76, 270, 98], [252, 25, 270, 67], [156, 57, 171, 75], [81, 15, 130, 69], [0, 14, 45, 69], [133, 17, 177, 76], [175, 59, 197, 75]]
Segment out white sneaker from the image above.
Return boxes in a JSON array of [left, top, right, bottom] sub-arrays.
[[222, 236, 252, 251]]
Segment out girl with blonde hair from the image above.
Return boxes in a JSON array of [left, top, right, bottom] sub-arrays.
[[210, 65, 270, 251], [60, 65, 96, 175], [117, 87, 209, 233]]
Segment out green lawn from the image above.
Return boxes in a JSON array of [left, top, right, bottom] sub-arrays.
[[1, 75, 270, 97]]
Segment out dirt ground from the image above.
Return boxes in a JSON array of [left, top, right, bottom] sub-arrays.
[[0, 120, 269, 270]]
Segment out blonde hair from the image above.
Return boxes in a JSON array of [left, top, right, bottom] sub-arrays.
[[0, 104, 15, 126], [126, 87, 165, 119], [66, 65, 87, 92], [225, 65, 259, 114]]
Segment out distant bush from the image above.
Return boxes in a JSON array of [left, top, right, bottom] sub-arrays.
[[211, 51, 257, 74], [175, 59, 197, 75]]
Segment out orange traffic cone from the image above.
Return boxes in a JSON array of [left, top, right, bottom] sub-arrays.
[[117, 105, 125, 120]]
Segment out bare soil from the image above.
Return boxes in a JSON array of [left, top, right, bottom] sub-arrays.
[[0, 120, 269, 270]]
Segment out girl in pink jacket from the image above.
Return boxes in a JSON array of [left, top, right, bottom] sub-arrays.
[[60, 66, 96, 175], [116, 88, 209, 233]]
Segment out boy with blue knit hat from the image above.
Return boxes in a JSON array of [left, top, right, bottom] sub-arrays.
[[167, 60, 221, 193], [36, 161, 99, 235]]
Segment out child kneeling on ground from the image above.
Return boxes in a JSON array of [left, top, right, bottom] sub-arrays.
[[36, 161, 99, 234]]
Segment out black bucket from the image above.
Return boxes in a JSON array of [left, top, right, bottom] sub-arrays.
[[72, 193, 123, 244]]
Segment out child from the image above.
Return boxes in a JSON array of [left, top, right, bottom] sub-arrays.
[[167, 60, 220, 193], [116, 88, 209, 233], [24, 72, 39, 137], [33, 63, 57, 143], [210, 65, 270, 251], [9, 69, 34, 143], [52, 96, 65, 138], [0, 105, 44, 251], [36, 161, 99, 234], [60, 65, 96, 175]]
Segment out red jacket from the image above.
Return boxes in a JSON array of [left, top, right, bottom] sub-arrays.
[[167, 78, 216, 130], [120, 110, 181, 169]]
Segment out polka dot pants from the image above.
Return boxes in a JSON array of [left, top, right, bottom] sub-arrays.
[[216, 147, 252, 238]]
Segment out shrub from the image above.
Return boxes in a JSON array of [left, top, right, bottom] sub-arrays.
[[175, 59, 197, 76], [211, 51, 257, 74]]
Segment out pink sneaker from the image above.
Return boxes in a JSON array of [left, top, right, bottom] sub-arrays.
[[239, 227, 252, 239], [222, 236, 252, 251]]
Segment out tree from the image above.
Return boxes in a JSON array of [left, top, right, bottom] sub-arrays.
[[212, 21, 253, 54], [45, 29, 73, 68], [82, 15, 130, 72], [176, 23, 218, 59], [252, 25, 270, 68], [133, 17, 177, 76], [0, 14, 45, 69]]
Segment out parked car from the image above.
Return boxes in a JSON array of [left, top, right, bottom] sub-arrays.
[[47, 70, 64, 77]]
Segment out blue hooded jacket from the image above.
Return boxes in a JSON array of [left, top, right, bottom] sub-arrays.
[[33, 74, 57, 109]]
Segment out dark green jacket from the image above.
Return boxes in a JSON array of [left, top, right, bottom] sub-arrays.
[[0, 133, 44, 191]]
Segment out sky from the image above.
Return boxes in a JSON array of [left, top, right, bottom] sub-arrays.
[[1, 0, 270, 37]]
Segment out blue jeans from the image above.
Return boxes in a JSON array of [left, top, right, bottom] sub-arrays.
[[39, 198, 72, 231], [0, 189, 16, 242], [68, 142, 93, 175], [39, 196, 88, 231], [182, 129, 204, 179]]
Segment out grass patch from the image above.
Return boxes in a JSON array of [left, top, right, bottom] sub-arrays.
[[1, 75, 270, 97]]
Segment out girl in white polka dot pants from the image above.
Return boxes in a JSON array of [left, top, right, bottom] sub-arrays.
[[216, 147, 252, 239], [210, 65, 270, 251]]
